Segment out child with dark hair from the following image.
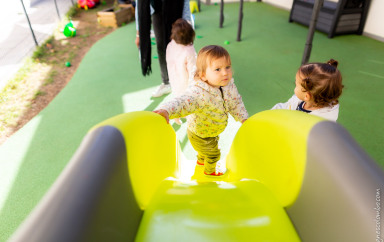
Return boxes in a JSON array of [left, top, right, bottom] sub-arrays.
[[272, 59, 344, 121], [155, 45, 248, 176], [166, 18, 197, 124]]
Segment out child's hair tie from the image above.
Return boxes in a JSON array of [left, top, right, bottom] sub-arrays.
[[326, 59, 338, 68]]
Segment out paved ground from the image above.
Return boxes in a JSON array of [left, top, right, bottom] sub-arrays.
[[0, 0, 73, 91]]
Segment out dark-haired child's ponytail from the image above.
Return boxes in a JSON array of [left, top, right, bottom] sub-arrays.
[[327, 59, 338, 68]]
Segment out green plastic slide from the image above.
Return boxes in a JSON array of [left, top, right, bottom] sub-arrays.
[[9, 111, 384, 242]]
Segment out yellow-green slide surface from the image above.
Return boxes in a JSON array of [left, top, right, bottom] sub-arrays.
[[135, 179, 299, 241], [93, 110, 323, 241], [11, 110, 382, 242]]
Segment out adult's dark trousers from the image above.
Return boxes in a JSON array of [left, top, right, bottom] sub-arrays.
[[152, 12, 169, 85]]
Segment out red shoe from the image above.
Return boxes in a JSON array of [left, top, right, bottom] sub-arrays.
[[204, 171, 224, 176], [196, 160, 204, 166]]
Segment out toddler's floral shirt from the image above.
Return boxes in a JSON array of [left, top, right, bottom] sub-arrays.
[[158, 78, 249, 138]]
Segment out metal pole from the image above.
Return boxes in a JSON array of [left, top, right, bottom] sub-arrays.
[[54, 0, 61, 20], [20, 0, 38, 47], [198, 0, 201, 12], [70, 0, 75, 5], [237, 0, 244, 41], [219, 0, 224, 28], [301, 0, 324, 65]]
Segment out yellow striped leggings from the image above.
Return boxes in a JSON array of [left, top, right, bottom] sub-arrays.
[[187, 129, 221, 174]]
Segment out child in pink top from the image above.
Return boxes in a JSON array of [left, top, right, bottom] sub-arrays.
[[166, 18, 197, 124]]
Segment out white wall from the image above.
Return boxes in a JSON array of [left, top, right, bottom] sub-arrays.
[[262, 0, 384, 41], [363, 0, 384, 41], [262, 0, 293, 10]]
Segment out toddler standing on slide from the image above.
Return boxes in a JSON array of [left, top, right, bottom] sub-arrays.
[[166, 18, 197, 124], [272, 59, 344, 121], [155, 45, 248, 176]]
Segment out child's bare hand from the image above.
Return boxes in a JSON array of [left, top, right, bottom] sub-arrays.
[[153, 109, 170, 124]]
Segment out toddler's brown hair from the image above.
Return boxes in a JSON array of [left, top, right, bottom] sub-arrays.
[[170, 18, 195, 46], [298, 59, 344, 107], [194, 45, 231, 80]]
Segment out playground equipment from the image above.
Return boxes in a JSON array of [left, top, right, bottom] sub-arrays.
[[289, 0, 372, 38], [9, 110, 384, 241], [190, 1, 199, 13], [78, 0, 100, 10]]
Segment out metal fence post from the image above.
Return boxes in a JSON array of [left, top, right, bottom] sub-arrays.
[[20, 0, 38, 47], [301, 0, 324, 65], [219, 0, 224, 28], [54, 0, 61, 19], [237, 0, 244, 41]]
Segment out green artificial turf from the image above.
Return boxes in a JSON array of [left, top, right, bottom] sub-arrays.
[[0, 2, 383, 240]]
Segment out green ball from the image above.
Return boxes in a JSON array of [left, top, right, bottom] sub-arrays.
[[66, 21, 74, 28], [63, 23, 76, 37], [65, 62, 71, 67], [224, 40, 230, 45]]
